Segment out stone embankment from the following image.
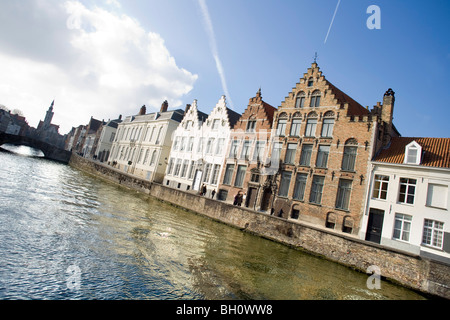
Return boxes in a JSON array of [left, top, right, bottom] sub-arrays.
[[69, 154, 449, 299]]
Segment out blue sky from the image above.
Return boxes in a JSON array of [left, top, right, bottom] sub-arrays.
[[0, 0, 449, 138]]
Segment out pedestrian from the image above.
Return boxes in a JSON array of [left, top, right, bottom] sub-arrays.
[[211, 189, 216, 199], [237, 192, 243, 206], [201, 184, 207, 196], [233, 192, 239, 205]]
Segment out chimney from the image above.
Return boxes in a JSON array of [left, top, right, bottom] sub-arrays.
[[381, 88, 396, 146], [139, 105, 146, 116], [185, 104, 191, 114], [118, 115, 122, 120], [160, 100, 169, 113]]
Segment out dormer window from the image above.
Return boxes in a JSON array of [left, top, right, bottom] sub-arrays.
[[404, 141, 422, 165]]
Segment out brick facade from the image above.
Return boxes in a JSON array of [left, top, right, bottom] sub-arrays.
[[217, 89, 276, 207], [266, 62, 397, 235]]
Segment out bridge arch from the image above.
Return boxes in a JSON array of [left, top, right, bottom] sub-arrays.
[[0, 132, 72, 164]]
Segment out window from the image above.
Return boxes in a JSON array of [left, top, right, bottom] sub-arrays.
[[174, 159, 182, 176], [278, 171, 292, 197], [223, 164, 235, 185], [271, 142, 282, 164], [295, 92, 305, 108], [398, 178, 417, 204], [310, 90, 321, 107], [285, 143, 297, 164], [305, 118, 317, 137], [426, 184, 448, 209], [316, 145, 330, 168], [336, 179, 352, 210], [215, 138, 225, 155], [181, 160, 189, 178], [246, 120, 256, 132], [234, 165, 247, 187], [250, 172, 260, 183], [342, 146, 357, 171], [211, 164, 221, 185], [150, 150, 157, 166], [253, 141, 266, 161], [188, 137, 194, 152], [203, 163, 212, 183], [321, 118, 335, 137], [188, 161, 195, 179], [212, 119, 220, 130], [393, 213, 412, 242], [310, 176, 325, 204], [299, 144, 313, 166], [291, 207, 300, 219], [156, 127, 163, 144], [206, 138, 214, 154], [197, 137, 204, 153], [326, 213, 336, 229], [307, 78, 314, 87], [422, 219, 444, 249], [240, 140, 251, 160], [173, 137, 180, 150], [167, 158, 174, 175], [276, 119, 287, 137], [143, 149, 150, 164], [372, 175, 389, 200], [293, 173, 307, 201], [290, 118, 302, 136], [229, 140, 239, 158], [404, 141, 422, 165], [180, 137, 186, 151]]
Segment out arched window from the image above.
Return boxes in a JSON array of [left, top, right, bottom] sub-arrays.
[[276, 113, 288, 137], [310, 90, 321, 107], [295, 92, 305, 108], [342, 216, 354, 234], [305, 112, 318, 137], [290, 112, 302, 136], [326, 212, 337, 229], [321, 111, 335, 137]]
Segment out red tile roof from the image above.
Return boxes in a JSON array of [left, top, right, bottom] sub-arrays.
[[374, 137, 450, 168]]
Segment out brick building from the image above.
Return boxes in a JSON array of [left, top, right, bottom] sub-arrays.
[[217, 89, 277, 207], [266, 62, 399, 236]]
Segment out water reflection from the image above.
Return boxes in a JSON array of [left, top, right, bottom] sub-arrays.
[[0, 151, 428, 300]]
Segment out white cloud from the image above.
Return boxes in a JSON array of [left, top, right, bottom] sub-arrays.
[[0, 0, 198, 133]]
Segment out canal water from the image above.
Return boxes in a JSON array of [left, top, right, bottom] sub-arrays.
[[0, 146, 428, 300]]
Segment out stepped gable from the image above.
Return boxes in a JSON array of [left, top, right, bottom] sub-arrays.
[[243, 88, 276, 126]]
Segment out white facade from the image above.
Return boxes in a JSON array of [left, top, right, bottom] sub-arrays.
[[95, 120, 121, 162], [109, 105, 184, 183], [360, 144, 450, 263], [163, 96, 240, 196]]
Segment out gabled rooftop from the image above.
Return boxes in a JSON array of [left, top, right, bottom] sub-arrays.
[[374, 137, 450, 168]]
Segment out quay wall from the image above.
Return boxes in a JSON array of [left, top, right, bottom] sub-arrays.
[[69, 154, 449, 299]]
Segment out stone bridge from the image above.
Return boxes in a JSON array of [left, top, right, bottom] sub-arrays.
[[0, 132, 72, 164]]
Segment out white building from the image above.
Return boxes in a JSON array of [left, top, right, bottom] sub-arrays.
[[360, 137, 450, 264], [95, 117, 122, 162], [109, 102, 184, 183], [163, 96, 240, 196]]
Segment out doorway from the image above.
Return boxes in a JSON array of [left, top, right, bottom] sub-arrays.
[[365, 208, 385, 244]]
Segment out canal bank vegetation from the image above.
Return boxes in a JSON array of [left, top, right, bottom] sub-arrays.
[[69, 154, 449, 300]]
